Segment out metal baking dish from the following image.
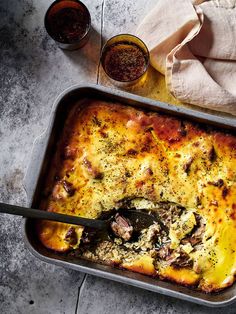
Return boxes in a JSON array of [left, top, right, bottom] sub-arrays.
[[23, 84, 236, 307]]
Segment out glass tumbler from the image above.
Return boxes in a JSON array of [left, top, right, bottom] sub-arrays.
[[44, 0, 91, 50], [100, 34, 149, 86]]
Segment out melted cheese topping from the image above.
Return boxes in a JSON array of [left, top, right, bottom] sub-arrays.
[[38, 99, 236, 292]]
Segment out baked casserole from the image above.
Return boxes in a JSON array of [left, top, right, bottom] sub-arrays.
[[37, 99, 236, 293]]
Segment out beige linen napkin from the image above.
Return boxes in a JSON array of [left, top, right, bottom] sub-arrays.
[[136, 0, 236, 115]]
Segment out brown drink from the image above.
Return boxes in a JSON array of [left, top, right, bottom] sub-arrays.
[[101, 34, 149, 85], [45, 0, 91, 50]]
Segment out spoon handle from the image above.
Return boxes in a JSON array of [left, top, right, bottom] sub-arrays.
[[0, 202, 107, 230]]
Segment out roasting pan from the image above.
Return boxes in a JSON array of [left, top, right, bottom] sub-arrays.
[[23, 84, 236, 307]]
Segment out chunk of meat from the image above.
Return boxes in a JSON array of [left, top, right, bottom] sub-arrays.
[[208, 179, 224, 187], [83, 157, 104, 179], [157, 244, 172, 259], [62, 180, 76, 196], [64, 227, 78, 245], [110, 214, 133, 241], [52, 181, 68, 200], [183, 157, 194, 174], [181, 214, 205, 246], [52, 180, 76, 199], [208, 146, 217, 162], [170, 251, 193, 268], [157, 245, 193, 268]]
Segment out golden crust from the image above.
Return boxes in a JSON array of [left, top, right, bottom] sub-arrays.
[[122, 255, 156, 276], [37, 99, 236, 292]]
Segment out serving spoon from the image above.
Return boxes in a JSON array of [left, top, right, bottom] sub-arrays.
[[0, 202, 159, 233]]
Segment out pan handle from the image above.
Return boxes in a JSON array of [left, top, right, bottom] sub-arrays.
[[23, 131, 48, 206]]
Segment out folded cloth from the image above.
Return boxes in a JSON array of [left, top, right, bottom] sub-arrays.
[[136, 0, 236, 115]]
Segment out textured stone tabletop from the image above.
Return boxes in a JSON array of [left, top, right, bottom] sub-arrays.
[[0, 1, 236, 313]]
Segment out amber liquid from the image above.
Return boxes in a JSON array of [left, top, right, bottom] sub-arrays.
[[102, 42, 148, 82], [46, 5, 90, 43]]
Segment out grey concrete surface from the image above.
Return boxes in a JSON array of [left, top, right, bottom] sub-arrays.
[[0, 1, 236, 314], [0, 0, 101, 313], [78, 276, 236, 314]]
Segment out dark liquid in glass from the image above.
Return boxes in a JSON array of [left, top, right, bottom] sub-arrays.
[[102, 42, 148, 82], [46, 1, 90, 44]]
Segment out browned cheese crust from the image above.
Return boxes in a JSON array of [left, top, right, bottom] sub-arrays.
[[37, 99, 236, 293]]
